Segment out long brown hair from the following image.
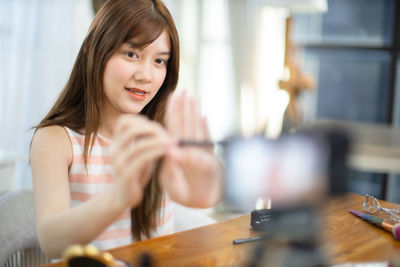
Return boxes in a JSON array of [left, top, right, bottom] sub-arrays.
[[34, 0, 180, 240]]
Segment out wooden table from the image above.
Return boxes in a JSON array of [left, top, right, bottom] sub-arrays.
[[45, 194, 400, 266], [322, 194, 400, 264]]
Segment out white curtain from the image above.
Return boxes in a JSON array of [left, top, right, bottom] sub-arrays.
[[0, 0, 93, 189], [164, 0, 237, 141], [1, 0, 240, 189]]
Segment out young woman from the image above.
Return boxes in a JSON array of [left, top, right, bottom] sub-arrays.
[[30, 0, 222, 258]]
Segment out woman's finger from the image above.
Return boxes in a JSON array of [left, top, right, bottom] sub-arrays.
[[112, 132, 169, 171], [182, 91, 192, 139], [112, 115, 167, 152], [121, 145, 167, 183], [190, 97, 203, 140], [166, 91, 184, 138], [201, 116, 211, 140], [182, 96, 197, 139]]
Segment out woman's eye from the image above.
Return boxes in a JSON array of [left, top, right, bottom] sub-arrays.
[[155, 58, 168, 65], [124, 51, 138, 58]]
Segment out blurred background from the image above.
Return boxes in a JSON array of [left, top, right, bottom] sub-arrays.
[[1, 0, 400, 203]]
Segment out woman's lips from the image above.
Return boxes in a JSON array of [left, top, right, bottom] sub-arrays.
[[125, 87, 147, 100]]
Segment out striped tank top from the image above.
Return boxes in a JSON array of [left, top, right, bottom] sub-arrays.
[[65, 127, 174, 250]]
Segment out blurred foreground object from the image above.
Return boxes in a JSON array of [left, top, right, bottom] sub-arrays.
[[242, 207, 326, 267], [63, 244, 131, 267], [223, 127, 349, 212], [221, 126, 349, 266]]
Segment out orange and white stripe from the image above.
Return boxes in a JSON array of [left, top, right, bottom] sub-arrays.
[[65, 127, 175, 250]]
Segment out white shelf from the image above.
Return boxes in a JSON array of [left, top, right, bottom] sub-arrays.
[[0, 151, 26, 168]]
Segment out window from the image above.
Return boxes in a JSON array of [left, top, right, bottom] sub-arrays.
[[292, 0, 398, 199]]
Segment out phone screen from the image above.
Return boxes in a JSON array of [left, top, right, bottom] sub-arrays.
[[223, 135, 328, 211]]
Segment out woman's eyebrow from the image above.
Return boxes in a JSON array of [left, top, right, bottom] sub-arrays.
[[124, 41, 170, 55], [125, 41, 138, 48]]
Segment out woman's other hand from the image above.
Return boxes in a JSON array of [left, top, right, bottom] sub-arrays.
[[160, 91, 223, 208]]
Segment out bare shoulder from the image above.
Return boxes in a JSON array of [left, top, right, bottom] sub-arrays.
[[30, 125, 72, 166], [31, 126, 74, 221]]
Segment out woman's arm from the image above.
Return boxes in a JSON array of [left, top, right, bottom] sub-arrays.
[[31, 126, 127, 258], [31, 118, 170, 258]]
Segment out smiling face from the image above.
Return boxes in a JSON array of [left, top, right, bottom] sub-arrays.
[[102, 29, 171, 117]]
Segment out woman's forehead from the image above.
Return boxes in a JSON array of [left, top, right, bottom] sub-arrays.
[[124, 22, 168, 45], [124, 30, 171, 51]]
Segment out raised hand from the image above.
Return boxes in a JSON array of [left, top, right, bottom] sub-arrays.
[[160, 91, 223, 208], [110, 114, 171, 208]]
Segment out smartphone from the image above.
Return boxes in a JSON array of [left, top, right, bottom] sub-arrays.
[[222, 134, 329, 212]]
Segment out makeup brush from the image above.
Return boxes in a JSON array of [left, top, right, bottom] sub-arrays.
[[178, 139, 228, 147], [349, 209, 400, 240]]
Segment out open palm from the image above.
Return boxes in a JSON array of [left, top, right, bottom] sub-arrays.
[[159, 91, 222, 208]]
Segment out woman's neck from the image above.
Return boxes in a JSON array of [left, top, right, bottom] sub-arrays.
[[99, 107, 121, 140]]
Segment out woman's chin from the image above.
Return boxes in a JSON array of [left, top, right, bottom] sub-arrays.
[[123, 106, 145, 115]]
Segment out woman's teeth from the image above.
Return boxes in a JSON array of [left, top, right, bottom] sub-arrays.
[[127, 88, 145, 95]]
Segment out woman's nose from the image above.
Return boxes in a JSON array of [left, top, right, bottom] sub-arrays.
[[133, 61, 152, 83]]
